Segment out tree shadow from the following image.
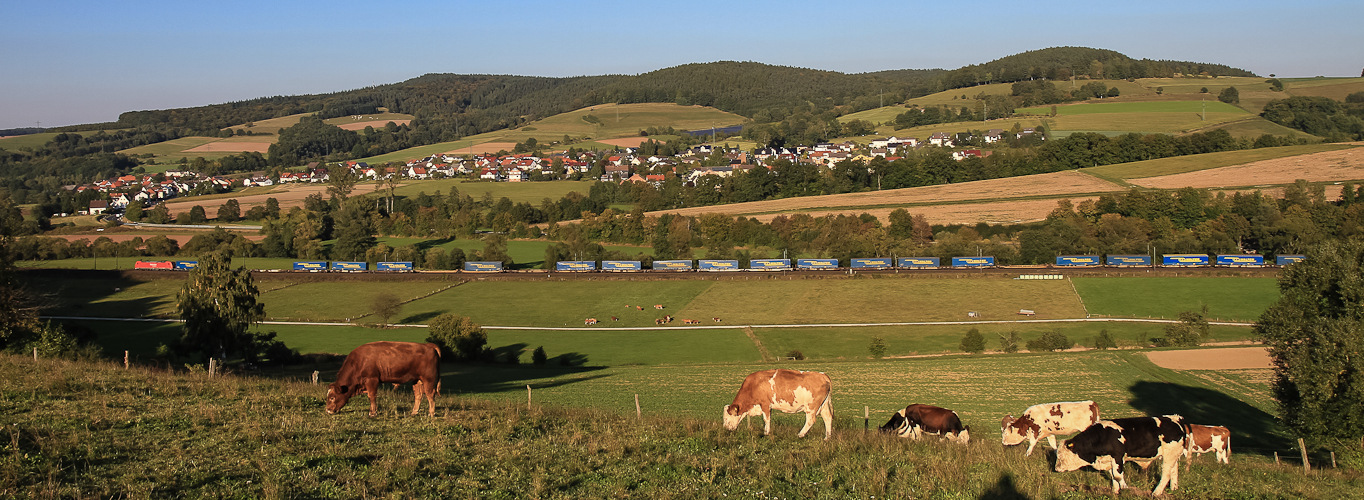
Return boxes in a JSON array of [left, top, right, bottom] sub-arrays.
[[1127, 380, 1290, 457], [412, 237, 456, 252], [444, 361, 610, 395], [978, 472, 1031, 500], [398, 311, 441, 324]]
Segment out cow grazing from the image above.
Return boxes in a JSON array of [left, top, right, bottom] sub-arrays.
[[610, 316, 619, 322], [584, 318, 598, 325], [722, 369, 833, 440], [1001, 400, 1100, 456], [683, 319, 700, 325], [654, 304, 665, 310], [880, 404, 969, 444], [326, 341, 441, 417], [1055, 415, 1187, 496], [712, 317, 722, 323], [1184, 424, 1231, 464]]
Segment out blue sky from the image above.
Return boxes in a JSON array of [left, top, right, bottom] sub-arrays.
[[2, 0, 1360, 129]]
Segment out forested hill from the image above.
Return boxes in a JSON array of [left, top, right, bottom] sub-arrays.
[[54, 47, 1253, 141]]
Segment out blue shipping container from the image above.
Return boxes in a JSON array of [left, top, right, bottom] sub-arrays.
[[698, 259, 740, 271], [376, 261, 414, 271], [464, 261, 504, 272], [173, 261, 198, 271], [1106, 255, 1152, 266], [601, 260, 642, 271], [1276, 254, 1305, 266], [293, 261, 328, 271], [1162, 254, 1210, 267], [796, 258, 839, 269], [331, 261, 368, 271], [952, 256, 996, 268], [749, 259, 792, 270], [1217, 254, 1264, 267], [652, 260, 693, 271], [850, 257, 893, 269], [897, 257, 940, 268], [1056, 255, 1101, 266], [555, 261, 597, 272]]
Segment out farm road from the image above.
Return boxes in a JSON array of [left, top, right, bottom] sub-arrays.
[[43, 316, 1254, 330]]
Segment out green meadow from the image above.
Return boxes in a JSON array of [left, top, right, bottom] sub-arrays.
[[391, 179, 596, 202], [1072, 276, 1280, 321]]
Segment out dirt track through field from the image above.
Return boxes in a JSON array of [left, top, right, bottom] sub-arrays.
[[1144, 346, 1271, 370], [183, 141, 272, 153]]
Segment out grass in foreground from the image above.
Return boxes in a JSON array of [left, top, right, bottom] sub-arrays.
[[3, 353, 1356, 498]]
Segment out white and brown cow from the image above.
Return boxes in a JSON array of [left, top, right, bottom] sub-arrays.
[[1001, 400, 1099, 456], [1183, 424, 1231, 464], [880, 404, 969, 444], [1055, 415, 1187, 496], [722, 369, 833, 440]]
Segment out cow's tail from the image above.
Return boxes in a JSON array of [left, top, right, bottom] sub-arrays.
[[818, 391, 833, 420]]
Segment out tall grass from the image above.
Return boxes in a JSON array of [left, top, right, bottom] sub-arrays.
[[1, 354, 1356, 498]]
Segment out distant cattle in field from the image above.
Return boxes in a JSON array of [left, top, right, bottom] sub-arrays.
[[1184, 424, 1231, 464], [636, 306, 643, 311], [610, 316, 619, 322], [326, 341, 441, 417], [683, 319, 700, 325], [723, 369, 833, 439], [881, 404, 969, 444], [1055, 415, 1187, 496], [1002, 400, 1100, 456], [712, 317, 722, 323], [584, 318, 598, 325], [654, 304, 664, 309]]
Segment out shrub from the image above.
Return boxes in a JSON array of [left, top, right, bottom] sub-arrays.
[[999, 331, 1020, 353], [1093, 329, 1117, 350], [868, 337, 886, 359], [960, 328, 985, 354], [532, 346, 547, 366], [785, 349, 805, 361], [426, 314, 487, 361], [1025, 330, 1072, 352]]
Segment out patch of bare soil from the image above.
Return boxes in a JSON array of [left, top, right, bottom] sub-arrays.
[[161, 184, 329, 216], [336, 120, 411, 131], [597, 137, 650, 148], [1145, 346, 1271, 370], [183, 141, 272, 153], [1133, 146, 1364, 189]]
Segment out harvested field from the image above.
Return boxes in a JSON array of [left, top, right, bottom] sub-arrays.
[[1133, 144, 1364, 189], [336, 119, 411, 131], [443, 142, 517, 155], [648, 170, 1121, 224], [597, 136, 650, 148], [161, 183, 329, 216], [183, 141, 272, 153], [1145, 346, 1272, 370]]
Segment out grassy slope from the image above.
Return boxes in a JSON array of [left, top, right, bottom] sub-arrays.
[[390, 179, 596, 201], [1072, 277, 1279, 321], [6, 353, 1356, 498], [357, 103, 745, 164]]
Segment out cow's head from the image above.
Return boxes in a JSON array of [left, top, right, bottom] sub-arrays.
[[325, 383, 358, 414], [1053, 439, 1090, 472], [722, 404, 758, 431], [879, 411, 909, 436], [1001, 415, 1034, 446]]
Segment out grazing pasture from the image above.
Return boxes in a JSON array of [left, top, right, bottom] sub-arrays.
[[7, 352, 1352, 498], [1071, 277, 1279, 321]]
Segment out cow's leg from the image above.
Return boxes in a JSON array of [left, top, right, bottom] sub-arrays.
[[411, 381, 424, 415], [1046, 434, 1058, 451], [1157, 442, 1181, 494], [1109, 461, 1124, 494], [820, 400, 833, 440], [1024, 436, 1038, 456], [364, 379, 380, 417], [424, 378, 438, 416], [797, 410, 816, 438], [761, 407, 772, 436]]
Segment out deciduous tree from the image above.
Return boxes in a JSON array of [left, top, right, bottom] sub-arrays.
[[174, 251, 264, 360]]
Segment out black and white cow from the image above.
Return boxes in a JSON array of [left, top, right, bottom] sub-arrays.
[[880, 404, 969, 444], [1054, 415, 1186, 496], [1001, 400, 1099, 456]]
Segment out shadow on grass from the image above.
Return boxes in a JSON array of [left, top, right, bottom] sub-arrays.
[[978, 472, 1031, 500], [398, 311, 442, 324], [1127, 380, 1290, 457]]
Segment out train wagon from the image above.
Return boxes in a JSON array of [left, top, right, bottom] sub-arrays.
[[376, 261, 414, 271], [331, 261, 368, 271], [555, 261, 596, 272], [1216, 254, 1264, 267], [293, 261, 328, 272], [1162, 254, 1210, 267], [601, 260, 642, 271], [1276, 254, 1305, 266], [897, 257, 940, 269], [951, 256, 995, 268], [796, 258, 839, 270], [1106, 255, 1152, 267], [464, 261, 504, 272], [652, 260, 693, 271], [1055, 255, 1101, 267], [850, 257, 893, 270], [698, 259, 740, 271], [749, 259, 792, 271]]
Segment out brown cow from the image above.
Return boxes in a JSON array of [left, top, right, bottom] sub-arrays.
[[584, 318, 598, 325], [880, 404, 970, 444], [1183, 424, 1231, 464], [1002, 400, 1099, 456], [683, 319, 700, 325], [654, 304, 665, 310], [722, 369, 833, 439], [326, 341, 441, 417]]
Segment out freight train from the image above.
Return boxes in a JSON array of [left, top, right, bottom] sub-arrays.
[[133, 253, 1304, 274]]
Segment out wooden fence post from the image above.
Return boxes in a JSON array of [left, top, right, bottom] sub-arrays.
[[864, 406, 869, 431], [1331, 451, 1337, 469], [526, 385, 532, 409], [311, 371, 319, 385], [634, 394, 641, 419], [124, 350, 129, 369], [1299, 438, 1311, 472], [208, 358, 216, 378], [1274, 452, 1279, 465], [33, 347, 37, 362]]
